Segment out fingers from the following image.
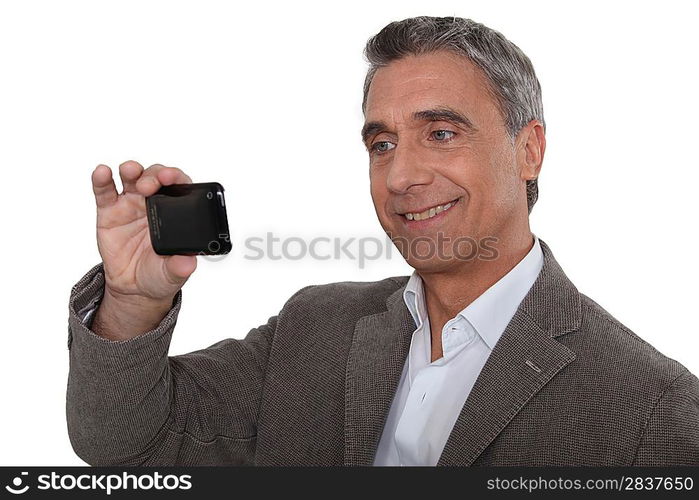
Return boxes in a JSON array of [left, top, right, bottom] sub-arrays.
[[155, 164, 193, 185], [92, 164, 118, 208], [118, 160, 144, 194], [164, 255, 197, 283], [136, 163, 193, 197], [93, 160, 193, 201]]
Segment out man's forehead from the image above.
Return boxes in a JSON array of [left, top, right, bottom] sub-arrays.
[[364, 51, 490, 120]]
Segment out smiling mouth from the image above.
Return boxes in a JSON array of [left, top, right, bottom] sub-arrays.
[[400, 197, 461, 221]]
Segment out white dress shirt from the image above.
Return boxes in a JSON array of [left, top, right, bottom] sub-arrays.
[[373, 234, 544, 466]]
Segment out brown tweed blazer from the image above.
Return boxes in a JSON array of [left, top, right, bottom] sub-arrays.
[[66, 238, 699, 466]]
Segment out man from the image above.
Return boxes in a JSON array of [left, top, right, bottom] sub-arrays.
[[67, 16, 699, 466]]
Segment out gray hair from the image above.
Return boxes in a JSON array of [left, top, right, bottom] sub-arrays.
[[362, 16, 545, 213]]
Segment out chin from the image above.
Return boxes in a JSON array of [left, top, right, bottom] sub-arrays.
[[402, 255, 453, 273]]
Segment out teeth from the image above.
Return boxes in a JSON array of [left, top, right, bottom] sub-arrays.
[[404, 200, 456, 221]]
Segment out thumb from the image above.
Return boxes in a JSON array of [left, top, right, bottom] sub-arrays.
[[164, 255, 198, 284]]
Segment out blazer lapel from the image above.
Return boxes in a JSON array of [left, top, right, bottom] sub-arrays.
[[437, 238, 581, 465], [344, 282, 413, 466], [344, 238, 581, 466]]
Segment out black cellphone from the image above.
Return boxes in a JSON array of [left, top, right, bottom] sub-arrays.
[[145, 182, 232, 256]]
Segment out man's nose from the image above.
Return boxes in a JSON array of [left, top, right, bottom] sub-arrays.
[[385, 141, 434, 194]]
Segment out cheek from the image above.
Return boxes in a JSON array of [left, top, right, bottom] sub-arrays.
[[483, 149, 521, 211], [444, 159, 506, 212], [490, 146, 519, 186], [440, 154, 489, 201], [369, 173, 388, 209]]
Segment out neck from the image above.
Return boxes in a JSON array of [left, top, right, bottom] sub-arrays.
[[419, 229, 535, 325]]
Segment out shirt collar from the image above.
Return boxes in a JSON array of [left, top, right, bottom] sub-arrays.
[[403, 272, 425, 330], [402, 233, 544, 350]]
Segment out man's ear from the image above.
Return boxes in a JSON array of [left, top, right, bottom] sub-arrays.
[[516, 120, 546, 181]]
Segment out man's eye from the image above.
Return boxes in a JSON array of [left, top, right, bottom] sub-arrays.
[[431, 130, 455, 141], [371, 141, 396, 153]]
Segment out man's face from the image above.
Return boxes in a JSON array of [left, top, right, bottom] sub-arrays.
[[363, 50, 532, 272]]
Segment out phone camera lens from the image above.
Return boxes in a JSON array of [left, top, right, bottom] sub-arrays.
[[206, 192, 213, 200]]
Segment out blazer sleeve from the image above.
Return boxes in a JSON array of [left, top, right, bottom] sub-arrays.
[[632, 369, 699, 466], [66, 263, 300, 466]]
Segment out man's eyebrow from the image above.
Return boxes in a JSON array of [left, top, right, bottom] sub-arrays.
[[361, 107, 477, 146], [361, 121, 387, 146], [413, 108, 477, 131]]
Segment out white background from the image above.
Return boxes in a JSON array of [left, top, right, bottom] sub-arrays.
[[1, 0, 697, 465]]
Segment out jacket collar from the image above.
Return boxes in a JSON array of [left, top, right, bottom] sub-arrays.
[[344, 237, 581, 465]]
